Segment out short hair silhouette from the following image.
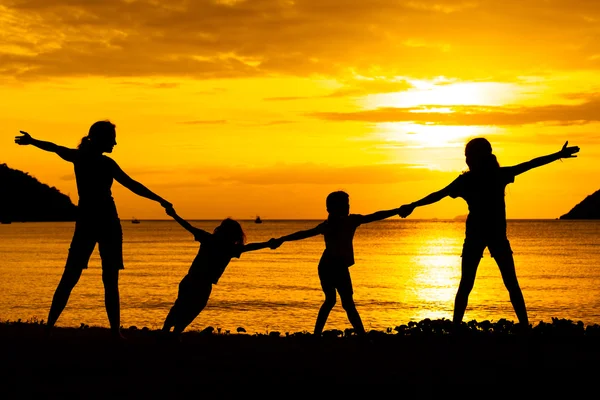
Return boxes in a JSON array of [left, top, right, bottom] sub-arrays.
[[326, 191, 350, 217], [214, 218, 246, 246]]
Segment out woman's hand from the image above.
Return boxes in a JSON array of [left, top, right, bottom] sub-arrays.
[[15, 131, 33, 145], [559, 141, 580, 159]]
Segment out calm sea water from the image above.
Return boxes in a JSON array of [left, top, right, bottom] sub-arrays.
[[1, 220, 599, 333]]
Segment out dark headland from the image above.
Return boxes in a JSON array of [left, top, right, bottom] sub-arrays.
[[0, 163, 76, 223], [560, 189, 600, 219], [2, 318, 600, 393]]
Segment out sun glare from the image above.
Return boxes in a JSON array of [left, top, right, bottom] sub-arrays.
[[375, 122, 498, 149], [358, 78, 517, 148], [362, 79, 520, 108]]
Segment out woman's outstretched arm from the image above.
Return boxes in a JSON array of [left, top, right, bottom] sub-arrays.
[[15, 131, 76, 162], [508, 141, 580, 176], [111, 161, 171, 208]]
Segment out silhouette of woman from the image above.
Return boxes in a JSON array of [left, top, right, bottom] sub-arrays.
[[15, 121, 172, 338], [399, 138, 579, 329]]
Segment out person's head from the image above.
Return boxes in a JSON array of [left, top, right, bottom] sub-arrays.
[[78, 120, 117, 153], [464, 137, 499, 173], [213, 218, 246, 246], [326, 191, 350, 218]]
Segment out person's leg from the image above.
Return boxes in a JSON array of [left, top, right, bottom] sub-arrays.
[[98, 220, 125, 338], [47, 226, 94, 334], [172, 282, 212, 336], [314, 288, 336, 336], [102, 269, 122, 337], [491, 240, 529, 327], [338, 269, 365, 335], [172, 305, 204, 336], [46, 268, 83, 333], [162, 302, 179, 333], [314, 264, 338, 336], [162, 277, 189, 333], [453, 240, 484, 326]]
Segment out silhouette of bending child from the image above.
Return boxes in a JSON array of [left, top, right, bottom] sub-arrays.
[[162, 207, 279, 338], [399, 138, 580, 329], [14, 121, 171, 339], [274, 191, 402, 337]]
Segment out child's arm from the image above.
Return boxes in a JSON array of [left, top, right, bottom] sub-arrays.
[[166, 207, 210, 241], [276, 226, 322, 244], [15, 131, 76, 162], [241, 238, 281, 253], [399, 185, 454, 218], [359, 207, 402, 224], [507, 141, 579, 176]]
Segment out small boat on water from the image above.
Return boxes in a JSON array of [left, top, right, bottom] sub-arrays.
[[254, 216, 262, 224], [131, 217, 140, 224]]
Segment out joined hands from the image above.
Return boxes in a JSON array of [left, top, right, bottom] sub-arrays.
[[268, 238, 283, 249], [398, 204, 414, 218]]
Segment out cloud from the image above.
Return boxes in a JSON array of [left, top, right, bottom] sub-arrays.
[[264, 78, 413, 100], [2, 0, 600, 81], [199, 162, 450, 185], [310, 94, 600, 126], [179, 119, 228, 125], [117, 81, 180, 89], [98, 161, 451, 188]]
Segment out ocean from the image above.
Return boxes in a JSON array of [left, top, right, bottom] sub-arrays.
[[1, 219, 599, 333]]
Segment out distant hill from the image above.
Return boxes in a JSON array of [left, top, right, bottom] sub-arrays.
[[0, 163, 76, 222], [559, 189, 600, 219]]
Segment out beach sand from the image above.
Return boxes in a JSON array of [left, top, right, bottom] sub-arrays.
[[2, 318, 600, 394]]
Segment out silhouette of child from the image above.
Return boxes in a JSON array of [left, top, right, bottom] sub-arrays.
[[162, 207, 280, 338], [273, 191, 402, 337], [399, 138, 580, 329]]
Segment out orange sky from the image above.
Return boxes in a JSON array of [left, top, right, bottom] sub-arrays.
[[1, 0, 598, 220]]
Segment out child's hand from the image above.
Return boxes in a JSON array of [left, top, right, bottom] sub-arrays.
[[268, 238, 282, 249], [398, 204, 414, 218]]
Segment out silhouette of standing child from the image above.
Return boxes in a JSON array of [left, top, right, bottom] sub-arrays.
[[399, 138, 580, 329], [162, 207, 279, 338], [15, 122, 171, 339], [273, 191, 402, 337]]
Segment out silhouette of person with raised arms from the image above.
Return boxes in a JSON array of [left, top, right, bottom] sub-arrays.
[[399, 138, 580, 331], [273, 191, 402, 337], [15, 121, 172, 339], [161, 206, 280, 340]]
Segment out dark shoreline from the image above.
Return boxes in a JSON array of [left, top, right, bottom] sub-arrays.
[[2, 318, 600, 393]]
